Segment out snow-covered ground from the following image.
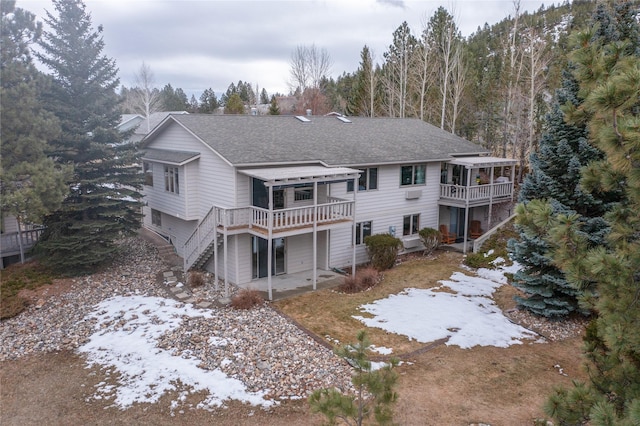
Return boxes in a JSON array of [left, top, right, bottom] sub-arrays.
[[79, 295, 274, 410], [77, 257, 533, 411], [353, 260, 538, 349]]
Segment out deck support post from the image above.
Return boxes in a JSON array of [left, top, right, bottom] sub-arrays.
[[313, 181, 318, 290], [351, 176, 357, 276], [267, 185, 273, 301], [214, 208, 219, 290], [463, 167, 472, 254]]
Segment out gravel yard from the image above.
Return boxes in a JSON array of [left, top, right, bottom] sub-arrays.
[[0, 237, 352, 409]]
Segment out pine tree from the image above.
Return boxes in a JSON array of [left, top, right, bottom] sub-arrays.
[[224, 92, 245, 114], [0, 0, 69, 262], [508, 68, 617, 317], [544, 2, 640, 422], [309, 331, 399, 426], [268, 95, 280, 115], [35, 0, 143, 274], [159, 83, 188, 111]]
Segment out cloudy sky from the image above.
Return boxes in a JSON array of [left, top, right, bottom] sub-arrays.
[[21, 0, 552, 99]]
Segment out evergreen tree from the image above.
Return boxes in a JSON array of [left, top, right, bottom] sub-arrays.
[[268, 95, 280, 115], [188, 94, 199, 113], [159, 83, 188, 111], [198, 88, 219, 113], [224, 92, 245, 114], [508, 68, 615, 317], [259, 88, 269, 104], [544, 2, 640, 422], [309, 331, 399, 426], [0, 0, 69, 262], [35, 0, 143, 274]]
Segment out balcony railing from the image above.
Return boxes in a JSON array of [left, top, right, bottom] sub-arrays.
[[440, 182, 513, 203], [0, 227, 45, 257], [184, 198, 354, 270]]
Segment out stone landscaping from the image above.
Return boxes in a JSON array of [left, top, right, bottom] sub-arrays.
[[0, 237, 353, 402]]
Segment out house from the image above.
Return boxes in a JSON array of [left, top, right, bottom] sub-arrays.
[[119, 111, 189, 143], [140, 114, 516, 299]]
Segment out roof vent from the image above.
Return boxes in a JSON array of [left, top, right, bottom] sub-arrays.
[[306, 108, 312, 117], [250, 107, 258, 116], [337, 116, 352, 123], [295, 115, 311, 122]]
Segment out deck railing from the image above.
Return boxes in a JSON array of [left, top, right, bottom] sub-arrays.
[[184, 199, 354, 270], [440, 182, 513, 203], [0, 227, 45, 256]]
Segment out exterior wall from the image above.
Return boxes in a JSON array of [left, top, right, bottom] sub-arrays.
[[143, 160, 194, 220], [145, 123, 237, 218], [203, 233, 251, 285], [329, 162, 441, 268], [1, 216, 19, 234], [286, 233, 314, 274]]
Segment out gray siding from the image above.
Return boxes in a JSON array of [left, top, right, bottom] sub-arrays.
[[329, 162, 441, 267]]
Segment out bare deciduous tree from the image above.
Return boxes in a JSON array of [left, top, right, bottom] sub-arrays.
[[448, 43, 467, 134], [129, 61, 162, 132], [288, 44, 332, 92]]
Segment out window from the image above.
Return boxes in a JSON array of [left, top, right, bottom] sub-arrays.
[[143, 162, 153, 186], [151, 209, 162, 226], [355, 221, 372, 245], [403, 214, 420, 236], [294, 188, 313, 201], [347, 168, 378, 192], [400, 165, 426, 186], [164, 166, 179, 194]]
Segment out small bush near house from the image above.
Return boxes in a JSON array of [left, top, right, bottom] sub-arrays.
[[187, 271, 206, 287], [364, 234, 402, 271], [230, 289, 264, 310], [338, 267, 380, 293], [418, 227, 440, 256]]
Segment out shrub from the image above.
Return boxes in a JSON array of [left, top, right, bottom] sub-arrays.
[[338, 267, 380, 293], [364, 234, 402, 271], [230, 289, 264, 310], [418, 227, 440, 256], [187, 270, 206, 287]]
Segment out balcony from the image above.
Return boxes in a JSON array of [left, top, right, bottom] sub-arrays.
[[216, 197, 354, 235], [184, 198, 354, 270], [439, 182, 514, 206]]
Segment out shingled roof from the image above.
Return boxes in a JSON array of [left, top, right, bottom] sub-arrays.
[[143, 114, 488, 167]]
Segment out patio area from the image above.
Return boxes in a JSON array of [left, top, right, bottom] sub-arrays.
[[237, 269, 345, 301]]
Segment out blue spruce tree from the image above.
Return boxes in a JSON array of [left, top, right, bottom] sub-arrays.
[[508, 68, 615, 317]]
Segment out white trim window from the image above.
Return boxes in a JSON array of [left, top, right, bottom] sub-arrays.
[[164, 166, 179, 194], [403, 214, 420, 236], [348, 168, 378, 192], [294, 187, 313, 201], [400, 164, 426, 186], [355, 221, 372, 245]]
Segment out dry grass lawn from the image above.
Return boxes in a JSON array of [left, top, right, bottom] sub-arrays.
[[275, 249, 587, 425]]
